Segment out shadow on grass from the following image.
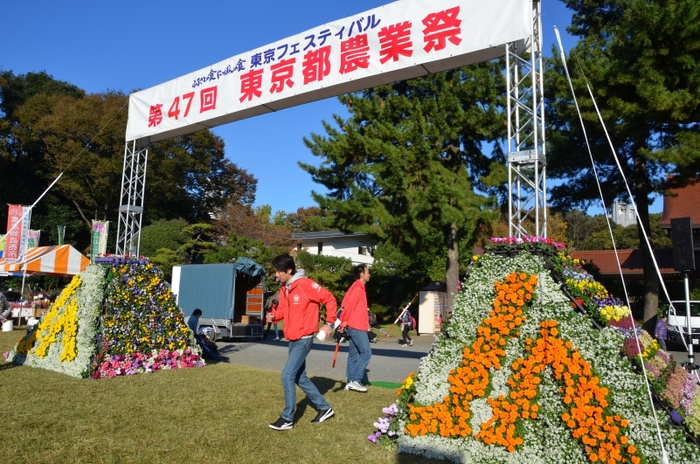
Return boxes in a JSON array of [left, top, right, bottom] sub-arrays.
[[0, 361, 20, 372], [264, 376, 342, 422]]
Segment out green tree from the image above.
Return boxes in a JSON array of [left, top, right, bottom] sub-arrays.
[[278, 206, 332, 233], [545, 0, 700, 322], [0, 71, 85, 230], [567, 212, 672, 251], [177, 223, 216, 264], [147, 131, 257, 223], [1, 71, 258, 251], [29, 194, 88, 247], [205, 233, 281, 280], [150, 248, 180, 281], [302, 65, 505, 310], [21, 91, 128, 228], [213, 203, 293, 251], [139, 218, 189, 258], [294, 251, 353, 311]]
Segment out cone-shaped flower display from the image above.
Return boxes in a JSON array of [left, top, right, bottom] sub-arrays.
[[370, 242, 700, 463], [8, 258, 203, 378]]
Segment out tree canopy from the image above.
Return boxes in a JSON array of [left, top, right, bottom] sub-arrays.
[[302, 64, 506, 308], [544, 0, 700, 321], [0, 70, 257, 250]]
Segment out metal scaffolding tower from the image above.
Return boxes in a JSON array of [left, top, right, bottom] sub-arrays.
[[506, 0, 547, 238], [115, 139, 148, 257]]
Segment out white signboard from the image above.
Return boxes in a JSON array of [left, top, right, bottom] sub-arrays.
[[126, 0, 531, 142]]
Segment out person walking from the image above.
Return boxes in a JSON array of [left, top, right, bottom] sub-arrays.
[[400, 309, 413, 346], [266, 253, 337, 431], [264, 291, 280, 340], [655, 313, 668, 351], [337, 264, 372, 393]]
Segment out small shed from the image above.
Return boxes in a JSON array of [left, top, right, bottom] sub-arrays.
[[418, 281, 447, 335]]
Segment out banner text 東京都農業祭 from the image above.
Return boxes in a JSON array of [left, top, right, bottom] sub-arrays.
[[126, 0, 530, 142]]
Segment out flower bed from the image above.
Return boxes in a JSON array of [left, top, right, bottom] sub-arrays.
[[6, 258, 204, 378], [90, 258, 203, 378], [369, 242, 700, 463]]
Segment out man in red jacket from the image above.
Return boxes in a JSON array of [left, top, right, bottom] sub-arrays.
[[337, 264, 372, 393], [266, 253, 337, 431]]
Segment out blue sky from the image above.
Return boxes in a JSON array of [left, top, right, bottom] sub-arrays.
[[4, 1, 650, 217]]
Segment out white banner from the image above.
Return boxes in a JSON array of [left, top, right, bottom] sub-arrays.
[[126, 0, 531, 142]]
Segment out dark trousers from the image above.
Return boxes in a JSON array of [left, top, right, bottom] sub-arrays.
[[401, 325, 412, 344]]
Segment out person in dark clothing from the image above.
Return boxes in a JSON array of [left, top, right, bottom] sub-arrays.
[[655, 314, 668, 351], [400, 310, 413, 346]]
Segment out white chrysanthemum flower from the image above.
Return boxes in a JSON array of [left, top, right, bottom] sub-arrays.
[[395, 249, 700, 463]]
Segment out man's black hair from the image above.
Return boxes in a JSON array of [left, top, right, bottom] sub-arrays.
[[353, 263, 368, 280], [272, 253, 296, 274], [192, 308, 203, 317]]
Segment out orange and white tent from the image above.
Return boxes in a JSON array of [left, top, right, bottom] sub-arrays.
[[0, 245, 89, 277]]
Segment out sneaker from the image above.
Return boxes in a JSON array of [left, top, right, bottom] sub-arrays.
[[268, 417, 293, 430], [310, 408, 334, 424], [409, 340, 413, 346], [345, 381, 368, 392]]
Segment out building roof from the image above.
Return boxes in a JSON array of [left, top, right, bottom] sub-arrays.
[[292, 230, 374, 240], [571, 248, 700, 277], [659, 179, 700, 228]]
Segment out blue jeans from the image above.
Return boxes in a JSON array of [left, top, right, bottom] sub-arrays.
[[281, 336, 330, 421], [346, 327, 372, 383], [266, 322, 279, 339]]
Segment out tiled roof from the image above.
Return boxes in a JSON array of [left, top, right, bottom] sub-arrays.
[[659, 179, 700, 228], [571, 248, 700, 276]]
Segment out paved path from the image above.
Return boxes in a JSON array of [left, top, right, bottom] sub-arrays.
[[215, 329, 435, 384], [214, 334, 699, 385]]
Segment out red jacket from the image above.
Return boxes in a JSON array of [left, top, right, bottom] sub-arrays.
[[340, 279, 369, 331], [270, 272, 337, 341]]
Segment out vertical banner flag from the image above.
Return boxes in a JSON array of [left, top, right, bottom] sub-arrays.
[[57, 225, 66, 245], [27, 230, 41, 248], [91, 221, 109, 261], [5, 204, 31, 262], [0, 234, 5, 259]]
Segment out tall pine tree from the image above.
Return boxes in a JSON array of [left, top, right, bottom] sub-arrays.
[[545, 0, 700, 322], [302, 63, 505, 309]]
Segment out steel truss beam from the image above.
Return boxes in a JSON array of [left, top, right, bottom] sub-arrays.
[[116, 139, 148, 256], [506, 0, 547, 238]]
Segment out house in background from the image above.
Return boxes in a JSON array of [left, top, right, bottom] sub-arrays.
[[658, 179, 700, 247], [292, 230, 377, 265], [571, 179, 700, 315]]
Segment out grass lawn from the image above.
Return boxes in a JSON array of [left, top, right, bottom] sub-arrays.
[[0, 328, 437, 464]]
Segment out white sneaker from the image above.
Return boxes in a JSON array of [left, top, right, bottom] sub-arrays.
[[345, 381, 367, 392]]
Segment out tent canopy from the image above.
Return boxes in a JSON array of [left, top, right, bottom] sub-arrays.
[[0, 245, 89, 277]]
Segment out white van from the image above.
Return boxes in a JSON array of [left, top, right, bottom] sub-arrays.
[[667, 300, 700, 346]]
